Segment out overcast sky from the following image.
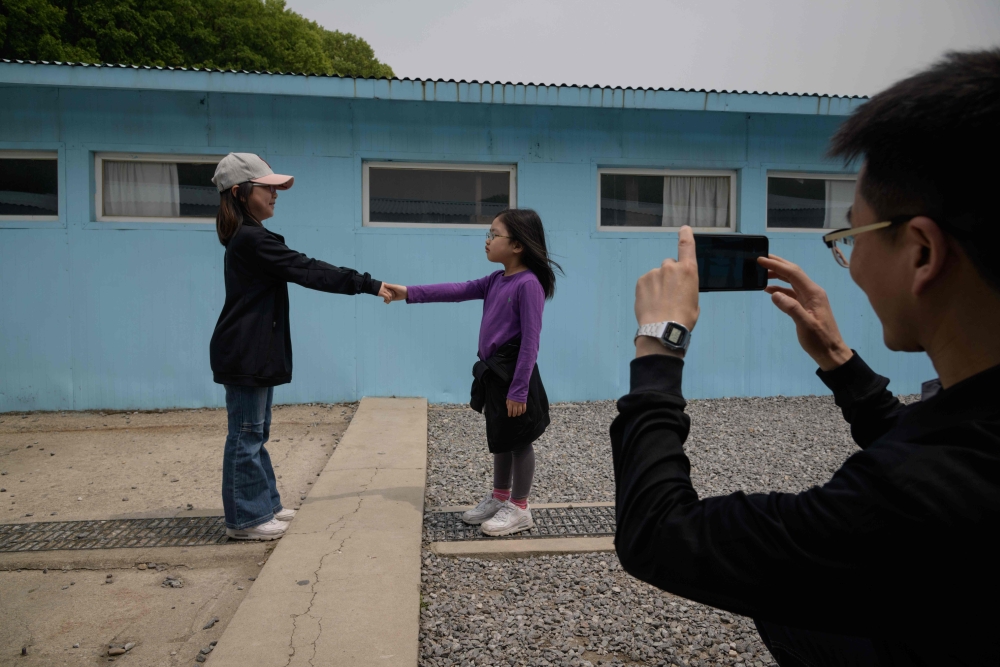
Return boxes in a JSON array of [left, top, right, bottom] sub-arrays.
[[285, 0, 999, 97]]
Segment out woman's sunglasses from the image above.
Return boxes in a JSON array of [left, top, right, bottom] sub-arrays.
[[251, 183, 278, 195]]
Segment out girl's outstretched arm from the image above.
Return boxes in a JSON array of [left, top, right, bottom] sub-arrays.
[[398, 275, 493, 304]]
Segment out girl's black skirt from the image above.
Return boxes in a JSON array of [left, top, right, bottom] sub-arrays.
[[469, 339, 550, 454]]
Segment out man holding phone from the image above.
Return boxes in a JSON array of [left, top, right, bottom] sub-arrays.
[[612, 50, 1000, 666]]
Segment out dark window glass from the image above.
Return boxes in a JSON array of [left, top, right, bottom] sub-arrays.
[[767, 177, 855, 229], [102, 160, 218, 218], [178, 163, 219, 217], [767, 177, 825, 228], [368, 168, 510, 224], [0, 158, 58, 217], [600, 174, 663, 227]]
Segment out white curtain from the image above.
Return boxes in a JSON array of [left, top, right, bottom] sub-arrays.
[[103, 161, 180, 217], [823, 179, 855, 229], [662, 176, 729, 227]]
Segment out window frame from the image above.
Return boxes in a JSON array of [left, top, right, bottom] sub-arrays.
[[362, 161, 518, 229], [0, 150, 60, 221], [596, 167, 738, 233], [765, 171, 858, 233], [94, 152, 224, 223]]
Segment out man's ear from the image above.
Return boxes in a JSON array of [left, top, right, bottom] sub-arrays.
[[908, 217, 951, 296]]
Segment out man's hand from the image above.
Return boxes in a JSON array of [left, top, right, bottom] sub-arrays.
[[634, 226, 700, 358], [380, 283, 408, 303], [759, 254, 853, 371], [506, 399, 526, 418]]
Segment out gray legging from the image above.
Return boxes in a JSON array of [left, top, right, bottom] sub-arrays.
[[492, 445, 536, 500]]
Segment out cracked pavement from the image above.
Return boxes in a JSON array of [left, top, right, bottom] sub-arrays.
[[208, 398, 427, 667], [0, 402, 356, 665]]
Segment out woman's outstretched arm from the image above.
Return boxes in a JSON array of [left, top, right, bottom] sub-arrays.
[[254, 233, 389, 298]]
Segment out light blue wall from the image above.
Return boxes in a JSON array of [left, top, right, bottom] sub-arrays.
[[0, 82, 933, 412]]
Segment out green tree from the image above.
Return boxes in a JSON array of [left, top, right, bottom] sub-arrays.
[[0, 0, 394, 78]]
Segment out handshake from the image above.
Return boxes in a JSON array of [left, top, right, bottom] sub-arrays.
[[378, 283, 408, 304]]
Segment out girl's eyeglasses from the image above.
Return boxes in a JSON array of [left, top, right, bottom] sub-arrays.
[[486, 231, 511, 241], [821, 215, 917, 268], [251, 183, 278, 195]]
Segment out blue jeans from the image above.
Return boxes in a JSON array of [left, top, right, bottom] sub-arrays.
[[223, 385, 283, 529]]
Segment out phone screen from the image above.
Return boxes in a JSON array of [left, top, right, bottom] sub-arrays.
[[694, 235, 769, 292]]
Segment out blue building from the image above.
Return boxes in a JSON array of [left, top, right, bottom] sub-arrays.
[[0, 60, 934, 412]]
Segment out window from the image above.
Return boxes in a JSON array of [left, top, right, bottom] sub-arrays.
[[599, 169, 736, 230], [363, 162, 516, 226], [0, 151, 58, 220], [95, 154, 221, 222], [767, 173, 856, 230]]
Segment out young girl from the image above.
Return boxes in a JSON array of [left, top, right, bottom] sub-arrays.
[[210, 152, 392, 541], [383, 209, 561, 536]]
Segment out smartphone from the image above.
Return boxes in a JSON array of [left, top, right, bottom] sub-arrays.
[[694, 235, 769, 292]]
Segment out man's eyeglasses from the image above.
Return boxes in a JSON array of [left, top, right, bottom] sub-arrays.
[[822, 215, 917, 268], [486, 231, 511, 241]]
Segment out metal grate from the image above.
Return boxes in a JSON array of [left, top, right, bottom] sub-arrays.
[[0, 516, 229, 552], [424, 505, 616, 542]]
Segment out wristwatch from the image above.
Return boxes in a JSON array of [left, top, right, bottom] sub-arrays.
[[634, 321, 691, 353]]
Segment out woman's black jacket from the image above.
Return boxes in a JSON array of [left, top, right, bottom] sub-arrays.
[[210, 224, 382, 387]]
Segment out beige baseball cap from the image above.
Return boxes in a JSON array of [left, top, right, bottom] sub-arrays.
[[212, 153, 294, 192]]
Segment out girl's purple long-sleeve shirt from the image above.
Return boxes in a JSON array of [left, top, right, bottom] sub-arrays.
[[406, 270, 545, 404]]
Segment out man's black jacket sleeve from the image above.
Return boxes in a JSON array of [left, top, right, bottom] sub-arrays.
[[253, 233, 382, 296], [816, 352, 903, 448], [610, 353, 912, 636]]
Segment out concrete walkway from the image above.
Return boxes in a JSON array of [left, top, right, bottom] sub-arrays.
[[210, 397, 427, 667]]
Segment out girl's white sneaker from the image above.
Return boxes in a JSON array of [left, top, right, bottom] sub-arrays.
[[225, 518, 287, 541], [462, 493, 506, 525], [481, 501, 534, 536], [274, 508, 296, 522]]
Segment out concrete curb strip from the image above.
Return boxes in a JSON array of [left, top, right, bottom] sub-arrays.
[[209, 397, 428, 667], [0, 543, 270, 572], [426, 501, 615, 513], [429, 536, 616, 558]]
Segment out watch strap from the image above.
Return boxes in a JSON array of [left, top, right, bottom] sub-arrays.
[[635, 322, 668, 341]]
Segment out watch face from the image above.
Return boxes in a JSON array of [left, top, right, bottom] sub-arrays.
[[666, 326, 684, 344]]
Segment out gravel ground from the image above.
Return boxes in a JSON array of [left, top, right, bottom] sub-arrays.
[[421, 394, 916, 667], [426, 395, 878, 507], [421, 552, 768, 667]]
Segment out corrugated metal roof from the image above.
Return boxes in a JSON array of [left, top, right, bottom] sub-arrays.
[[0, 58, 867, 98], [0, 59, 868, 116]]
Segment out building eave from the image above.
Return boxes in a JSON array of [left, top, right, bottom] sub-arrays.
[[0, 60, 867, 116]]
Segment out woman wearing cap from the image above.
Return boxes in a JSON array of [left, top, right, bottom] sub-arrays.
[[210, 152, 392, 541]]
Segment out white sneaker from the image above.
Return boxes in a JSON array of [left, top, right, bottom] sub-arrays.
[[481, 501, 534, 537], [226, 518, 288, 541], [462, 493, 506, 525], [274, 508, 296, 522]]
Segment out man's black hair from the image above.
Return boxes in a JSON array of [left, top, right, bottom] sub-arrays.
[[829, 48, 1000, 290]]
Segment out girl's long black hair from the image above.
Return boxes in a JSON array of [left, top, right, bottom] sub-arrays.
[[495, 208, 563, 299], [216, 182, 261, 246]]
